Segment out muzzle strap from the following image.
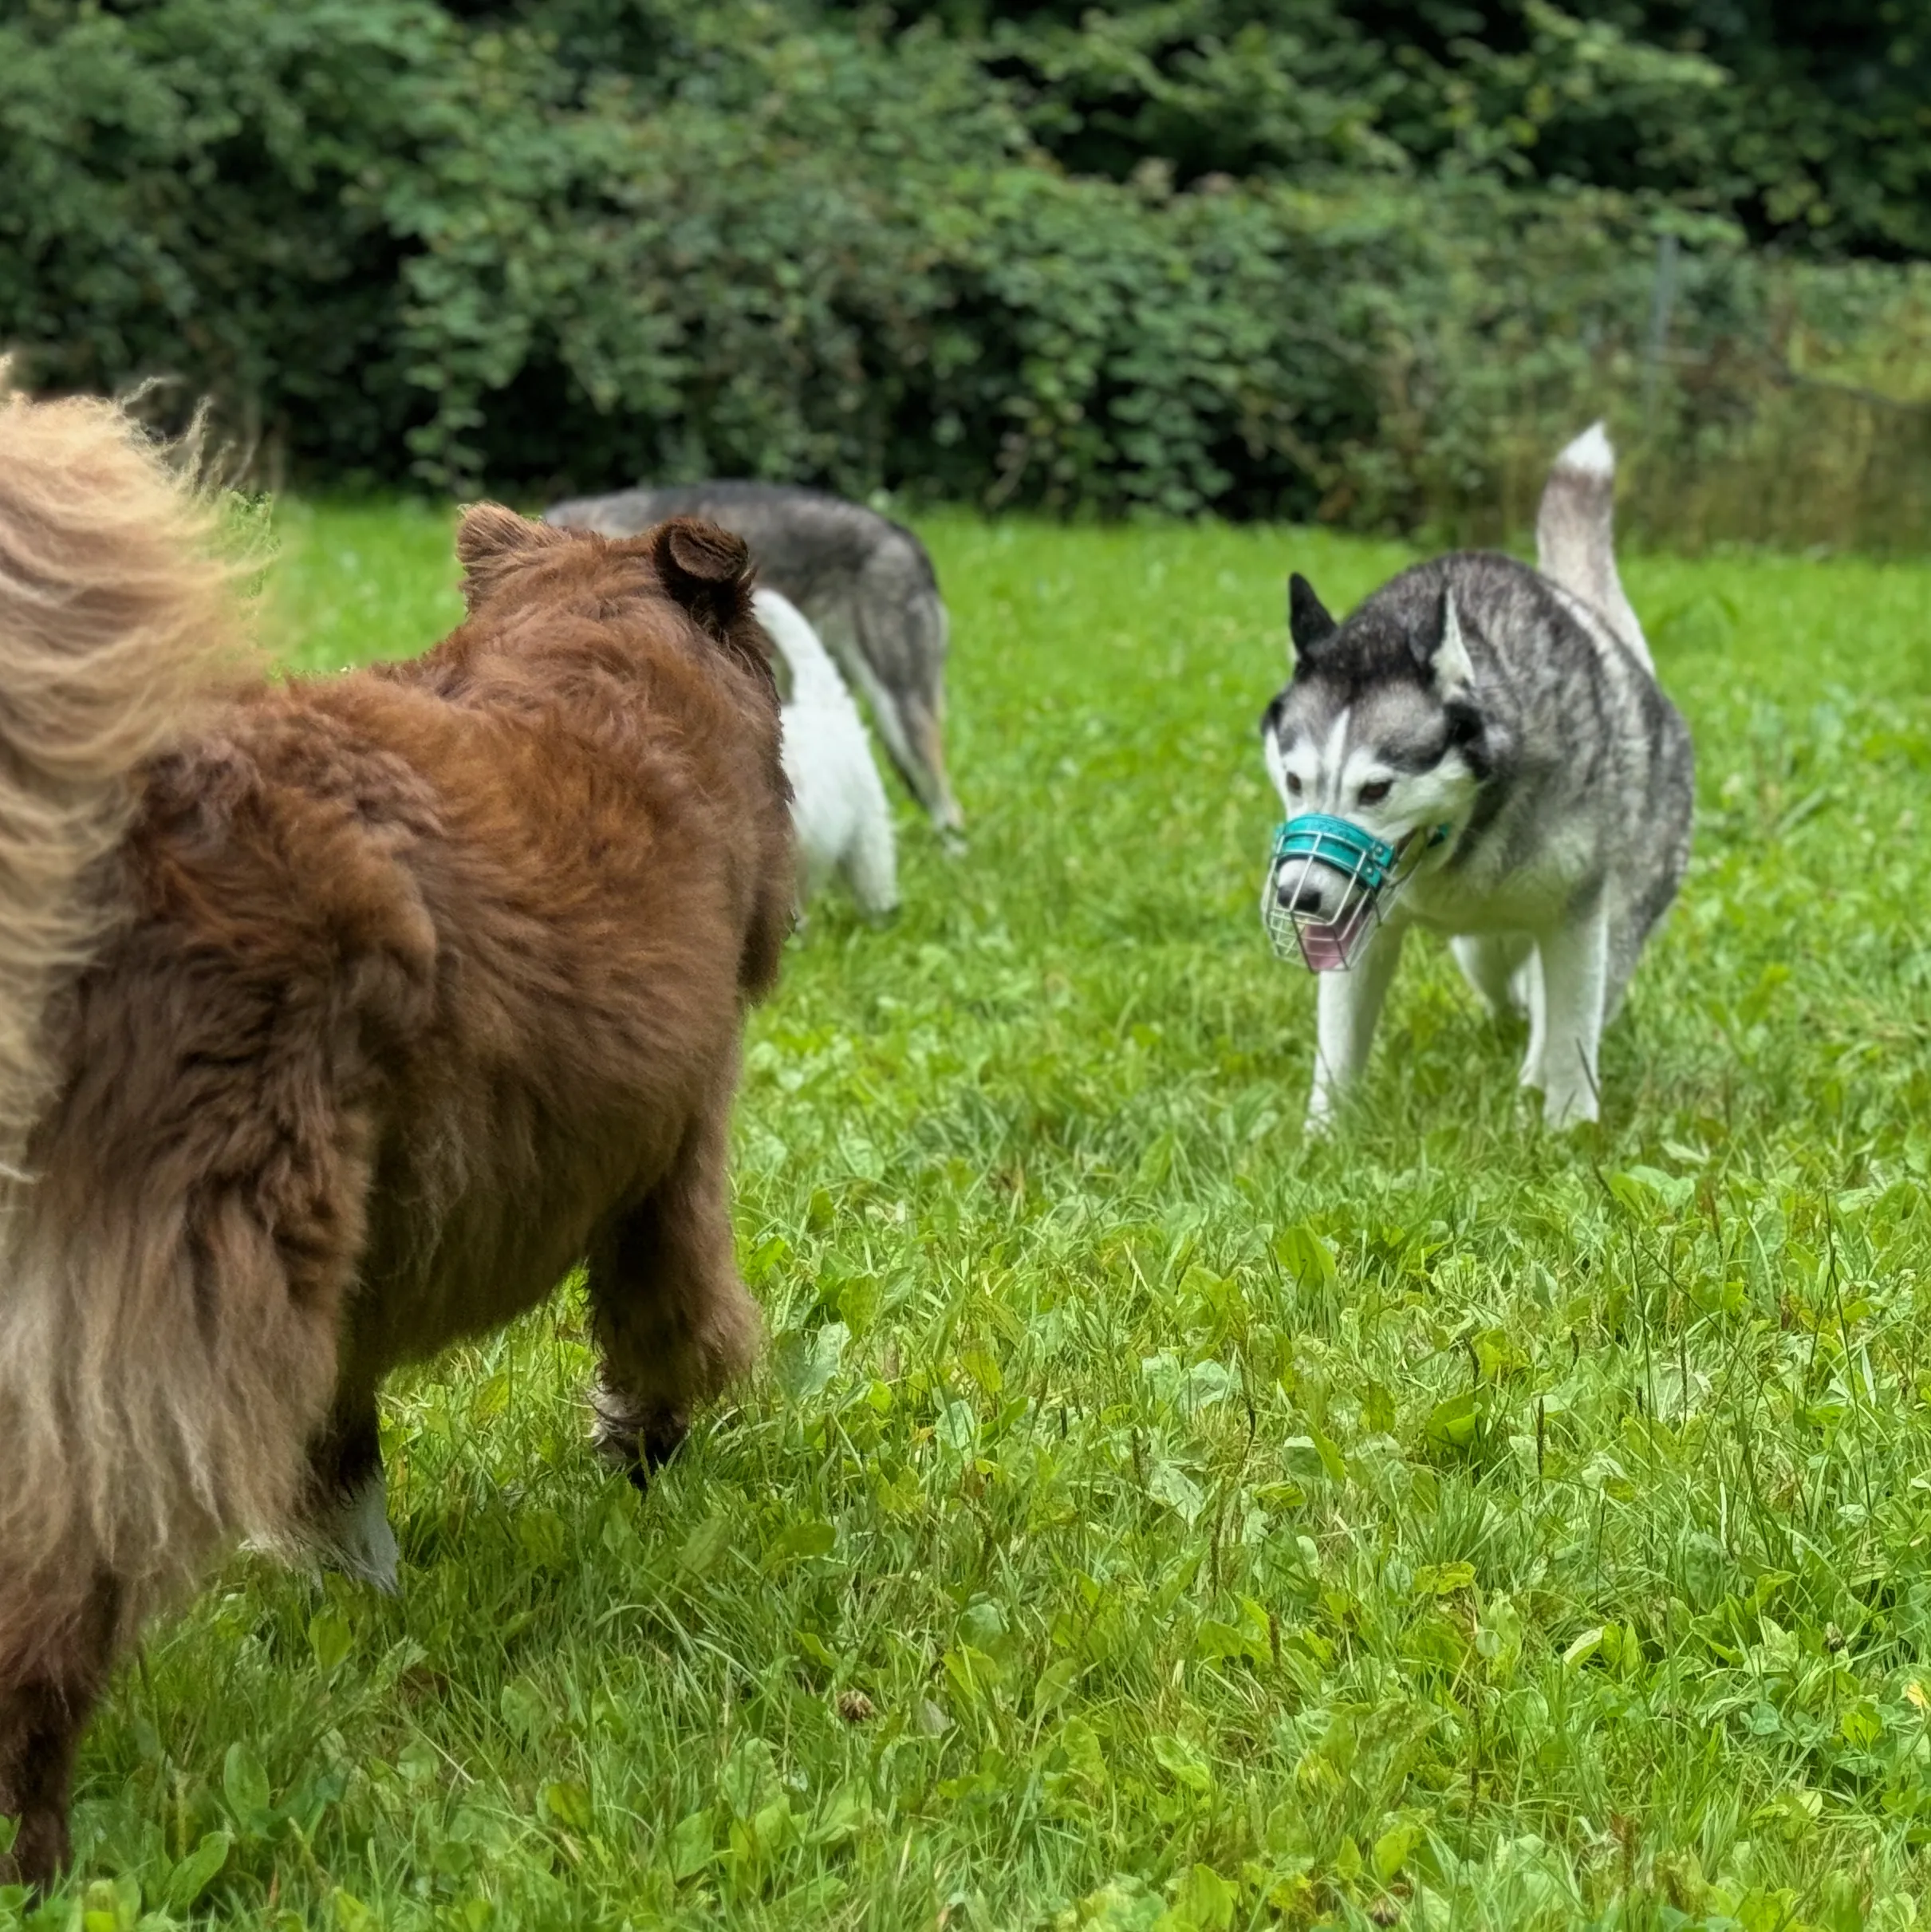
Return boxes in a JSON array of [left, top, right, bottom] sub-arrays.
[[1272, 814, 1401, 889]]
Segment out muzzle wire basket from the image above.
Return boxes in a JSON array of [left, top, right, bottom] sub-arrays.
[[1263, 812, 1444, 972]]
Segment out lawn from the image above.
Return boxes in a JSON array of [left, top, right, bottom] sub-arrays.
[[15, 499, 1931, 1932]]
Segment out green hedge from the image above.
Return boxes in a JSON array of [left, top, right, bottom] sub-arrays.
[[3, 0, 1926, 545]]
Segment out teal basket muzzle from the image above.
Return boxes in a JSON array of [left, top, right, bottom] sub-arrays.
[[1262, 813, 1444, 972]]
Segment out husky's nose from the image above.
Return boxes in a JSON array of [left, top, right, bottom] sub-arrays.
[[1279, 880, 1326, 915]]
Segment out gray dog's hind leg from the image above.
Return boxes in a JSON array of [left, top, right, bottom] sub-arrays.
[[850, 565, 961, 834]]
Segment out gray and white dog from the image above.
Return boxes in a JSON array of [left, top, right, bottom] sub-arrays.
[[1260, 425, 1693, 1130], [546, 482, 961, 834]]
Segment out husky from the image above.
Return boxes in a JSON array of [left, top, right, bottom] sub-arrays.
[[1259, 424, 1693, 1131], [548, 482, 962, 835], [755, 587, 900, 920]]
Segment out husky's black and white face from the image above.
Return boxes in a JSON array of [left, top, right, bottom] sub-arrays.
[[1259, 573, 1493, 921]]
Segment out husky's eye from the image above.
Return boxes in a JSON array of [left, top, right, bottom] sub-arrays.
[[1358, 779, 1393, 806], [1285, 773, 1303, 795]]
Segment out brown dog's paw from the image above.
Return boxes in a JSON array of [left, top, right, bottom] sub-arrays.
[[0, 1802, 72, 1899], [591, 1380, 691, 1492], [638, 1410, 692, 1483]]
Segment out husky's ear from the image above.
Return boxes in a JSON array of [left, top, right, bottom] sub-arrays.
[[1416, 587, 1475, 694], [1287, 573, 1337, 663], [455, 503, 570, 609]]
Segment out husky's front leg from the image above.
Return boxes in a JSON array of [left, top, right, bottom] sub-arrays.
[[1533, 897, 1609, 1128], [1306, 921, 1405, 1134]]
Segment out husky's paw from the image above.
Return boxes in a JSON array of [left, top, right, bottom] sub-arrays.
[[1303, 1088, 1338, 1138], [1539, 1084, 1599, 1132], [316, 1472, 401, 1595]]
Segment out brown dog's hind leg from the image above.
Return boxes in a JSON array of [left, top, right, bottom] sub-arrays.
[[588, 1107, 761, 1489], [0, 1573, 122, 1896]]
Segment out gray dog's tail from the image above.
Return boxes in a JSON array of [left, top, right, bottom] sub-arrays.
[[1535, 423, 1652, 672]]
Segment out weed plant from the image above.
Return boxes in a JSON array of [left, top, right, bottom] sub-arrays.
[[10, 503, 1931, 1931]]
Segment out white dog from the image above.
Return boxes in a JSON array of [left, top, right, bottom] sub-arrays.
[[755, 587, 900, 919]]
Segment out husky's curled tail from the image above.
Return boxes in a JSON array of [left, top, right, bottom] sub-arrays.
[[0, 373, 260, 1876], [1535, 422, 1653, 672]]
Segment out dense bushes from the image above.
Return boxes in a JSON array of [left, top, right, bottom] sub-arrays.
[[2, 0, 1926, 542], [911, 0, 1931, 262]]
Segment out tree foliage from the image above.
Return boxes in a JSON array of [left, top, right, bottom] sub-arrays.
[[897, 0, 1931, 260], [2, 0, 1925, 536]]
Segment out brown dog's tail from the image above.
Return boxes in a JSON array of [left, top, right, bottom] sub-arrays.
[[0, 366, 250, 1173]]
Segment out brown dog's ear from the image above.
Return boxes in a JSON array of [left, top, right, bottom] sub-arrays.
[[455, 502, 569, 608], [648, 516, 755, 644]]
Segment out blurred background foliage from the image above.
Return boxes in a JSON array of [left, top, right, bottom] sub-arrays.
[[3, 0, 1927, 543]]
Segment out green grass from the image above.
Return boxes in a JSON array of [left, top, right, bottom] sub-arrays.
[[13, 502, 1931, 1932]]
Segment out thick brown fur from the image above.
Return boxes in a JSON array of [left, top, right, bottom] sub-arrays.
[[0, 376, 793, 1891]]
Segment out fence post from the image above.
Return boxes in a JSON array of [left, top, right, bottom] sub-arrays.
[[1642, 232, 1681, 426]]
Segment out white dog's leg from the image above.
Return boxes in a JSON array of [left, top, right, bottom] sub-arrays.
[[1306, 921, 1405, 1134], [1535, 899, 1610, 1129], [843, 802, 900, 921]]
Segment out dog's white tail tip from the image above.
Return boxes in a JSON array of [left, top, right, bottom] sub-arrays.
[[1555, 421, 1614, 479]]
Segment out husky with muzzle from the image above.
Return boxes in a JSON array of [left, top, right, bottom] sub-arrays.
[[1259, 424, 1693, 1131]]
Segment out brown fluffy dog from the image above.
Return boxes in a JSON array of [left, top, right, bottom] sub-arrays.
[[0, 375, 793, 1891]]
